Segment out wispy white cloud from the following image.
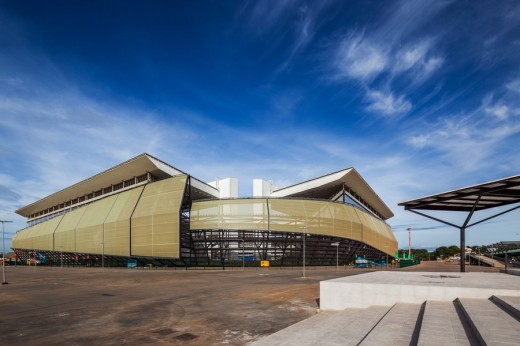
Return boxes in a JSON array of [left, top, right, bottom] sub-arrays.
[[393, 40, 444, 81], [325, 1, 451, 118], [394, 41, 430, 72], [485, 103, 509, 120], [407, 134, 430, 148], [245, 0, 299, 33], [366, 90, 412, 116], [405, 105, 520, 172], [506, 78, 520, 94], [333, 32, 389, 81], [243, 0, 332, 74]]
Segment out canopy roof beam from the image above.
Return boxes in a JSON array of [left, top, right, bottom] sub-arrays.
[[400, 174, 520, 273]]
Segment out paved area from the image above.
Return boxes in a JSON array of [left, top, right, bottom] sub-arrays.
[[0, 262, 505, 345], [0, 266, 361, 345]]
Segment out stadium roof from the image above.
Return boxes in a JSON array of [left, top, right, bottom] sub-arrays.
[[399, 174, 520, 212], [271, 168, 394, 220], [16, 153, 218, 217]]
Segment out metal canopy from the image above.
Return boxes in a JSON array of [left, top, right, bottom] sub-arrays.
[[399, 174, 520, 212], [488, 241, 520, 254], [399, 174, 520, 272]]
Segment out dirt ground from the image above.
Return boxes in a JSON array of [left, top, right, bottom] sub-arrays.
[[0, 262, 500, 345]]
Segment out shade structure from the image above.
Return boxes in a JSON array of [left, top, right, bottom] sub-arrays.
[[399, 174, 520, 272]]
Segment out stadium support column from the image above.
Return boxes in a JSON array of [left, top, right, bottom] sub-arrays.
[[180, 176, 193, 266]]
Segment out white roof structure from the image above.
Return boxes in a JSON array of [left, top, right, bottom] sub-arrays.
[[16, 153, 218, 218], [271, 168, 394, 220]]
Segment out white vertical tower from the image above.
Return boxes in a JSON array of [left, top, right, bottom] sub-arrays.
[[208, 178, 238, 198], [253, 179, 273, 197]]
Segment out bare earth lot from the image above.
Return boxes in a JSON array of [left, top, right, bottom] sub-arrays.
[[0, 262, 499, 345]]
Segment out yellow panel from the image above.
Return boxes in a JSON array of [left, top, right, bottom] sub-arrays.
[[268, 199, 307, 232], [190, 197, 398, 255], [32, 215, 64, 251], [190, 200, 221, 229], [25, 224, 43, 249], [12, 226, 34, 249], [131, 175, 187, 257], [302, 200, 334, 236], [104, 186, 144, 256], [75, 195, 118, 255], [331, 204, 352, 240], [55, 207, 87, 252], [11, 230, 22, 249], [190, 199, 268, 230]]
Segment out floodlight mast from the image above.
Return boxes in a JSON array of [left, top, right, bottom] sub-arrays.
[[1, 220, 13, 285]]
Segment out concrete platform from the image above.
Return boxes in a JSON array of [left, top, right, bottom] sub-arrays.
[[502, 267, 520, 276], [320, 271, 520, 310]]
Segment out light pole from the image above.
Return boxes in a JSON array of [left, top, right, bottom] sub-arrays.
[[331, 242, 339, 270], [100, 241, 104, 268], [299, 226, 307, 278], [1, 220, 13, 285], [60, 246, 63, 268], [239, 237, 245, 271]]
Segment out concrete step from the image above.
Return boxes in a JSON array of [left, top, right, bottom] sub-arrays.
[[358, 303, 423, 346], [491, 295, 520, 319], [457, 298, 520, 346], [418, 300, 477, 346], [250, 305, 392, 346]]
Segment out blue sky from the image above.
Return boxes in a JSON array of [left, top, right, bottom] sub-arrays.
[[1, 0, 519, 252]]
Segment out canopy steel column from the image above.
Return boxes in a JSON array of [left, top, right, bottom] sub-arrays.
[[407, 198, 520, 272]]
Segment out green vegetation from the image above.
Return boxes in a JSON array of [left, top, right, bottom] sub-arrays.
[[398, 245, 490, 261]]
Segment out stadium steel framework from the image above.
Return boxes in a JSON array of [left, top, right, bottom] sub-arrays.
[[12, 154, 397, 267]]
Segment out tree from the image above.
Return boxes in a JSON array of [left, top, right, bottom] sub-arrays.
[[434, 246, 449, 259], [397, 248, 430, 260], [433, 245, 462, 259], [448, 245, 461, 255]]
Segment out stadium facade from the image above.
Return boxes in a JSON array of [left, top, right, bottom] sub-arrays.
[[12, 154, 397, 267]]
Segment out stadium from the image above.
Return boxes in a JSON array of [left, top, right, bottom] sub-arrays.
[[12, 154, 397, 267]]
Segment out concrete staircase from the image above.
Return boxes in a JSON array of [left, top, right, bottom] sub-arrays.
[[250, 296, 520, 346], [468, 254, 505, 268]]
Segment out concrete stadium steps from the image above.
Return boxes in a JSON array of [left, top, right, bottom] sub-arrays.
[[458, 297, 520, 346], [358, 303, 423, 345], [418, 301, 476, 346], [251, 305, 392, 346], [491, 295, 520, 319], [250, 297, 520, 346], [470, 254, 505, 268]]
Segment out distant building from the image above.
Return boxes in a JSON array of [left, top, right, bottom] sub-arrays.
[[13, 153, 397, 267]]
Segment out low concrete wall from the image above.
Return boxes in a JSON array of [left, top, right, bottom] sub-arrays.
[[320, 271, 520, 310]]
